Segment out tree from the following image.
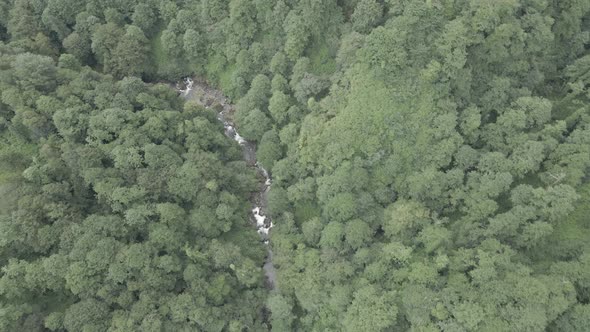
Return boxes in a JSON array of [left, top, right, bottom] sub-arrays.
[[183, 29, 206, 61], [417, 225, 451, 253], [58, 54, 81, 70], [271, 74, 289, 93], [2, 0, 590, 330], [62, 32, 91, 62], [267, 293, 295, 331], [11, 53, 57, 92], [323, 193, 357, 223], [543, 124, 590, 186], [302, 217, 323, 246], [229, 0, 258, 37], [344, 219, 372, 249], [320, 221, 345, 250], [62, 299, 110, 332], [257, 129, 282, 171], [351, 0, 382, 34], [236, 108, 271, 142], [268, 186, 290, 218], [400, 284, 438, 327], [234, 74, 271, 123], [278, 123, 299, 147], [294, 73, 329, 104], [361, 26, 409, 78], [201, 0, 229, 24], [270, 52, 288, 76], [551, 304, 590, 332], [42, 0, 86, 40], [383, 199, 431, 242], [158, 0, 178, 24], [91, 23, 124, 71], [112, 25, 150, 78], [268, 91, 291, 124], [0, 18, 274, 331], [243, 74, 271, 110], [132, 3, 157, 35], [459, 105, 481, 143], [336, 32, 365, 69], [161, 28, 183, 59], [7, 0, 41, 40], [104, 8, 125, 25], [284, 11, 309, 61], [343, 286, 398, 331]]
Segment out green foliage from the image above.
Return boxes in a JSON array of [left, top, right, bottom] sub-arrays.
[[351, 0, 382, 34], [1, 0, 590, 330], [307, 40, 337, 76], [0, 46, 266, 330], [266, 293, 295, 331], [270, 52, 288, 76], [551, 304, 590, 332], [11, 53, 57, 92], [91, 22, 124, 71], [132, 3, 158, 35], [236, 108, 271, 142], [62, 32, 91, 62], [343, 285, 397, 331], [531, 183, 590, 262], [112, 25, 150, 78], [257, 129, 282, 171], [268, 91, 291, 124], [183, 29, 206, 66], [284, 11, 309, 61], [7, 0, 42, 40], [344, 219, 372, 249], [150, 28, 190, 80], [41, 0, 85, 40], [267, 186, 290, 218]]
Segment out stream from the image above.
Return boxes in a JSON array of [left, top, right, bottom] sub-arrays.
[[177, 78, 277, 289]]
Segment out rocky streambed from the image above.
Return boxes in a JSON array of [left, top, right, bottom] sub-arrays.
[[177, 78, 277, 289]]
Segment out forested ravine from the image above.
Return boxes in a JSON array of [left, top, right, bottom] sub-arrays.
[[3, 0, 590, 330], [178, 78, 277, 289]]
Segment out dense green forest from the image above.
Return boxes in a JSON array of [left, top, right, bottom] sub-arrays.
[[1, 0, 590, 331]]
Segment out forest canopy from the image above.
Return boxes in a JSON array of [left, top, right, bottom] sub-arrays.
[[1, 0, 590, 331]]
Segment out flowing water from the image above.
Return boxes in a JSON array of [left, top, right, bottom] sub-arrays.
[[178, 78, 277, 289]]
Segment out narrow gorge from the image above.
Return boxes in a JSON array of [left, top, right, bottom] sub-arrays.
[[178, 78, 278, 289]]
